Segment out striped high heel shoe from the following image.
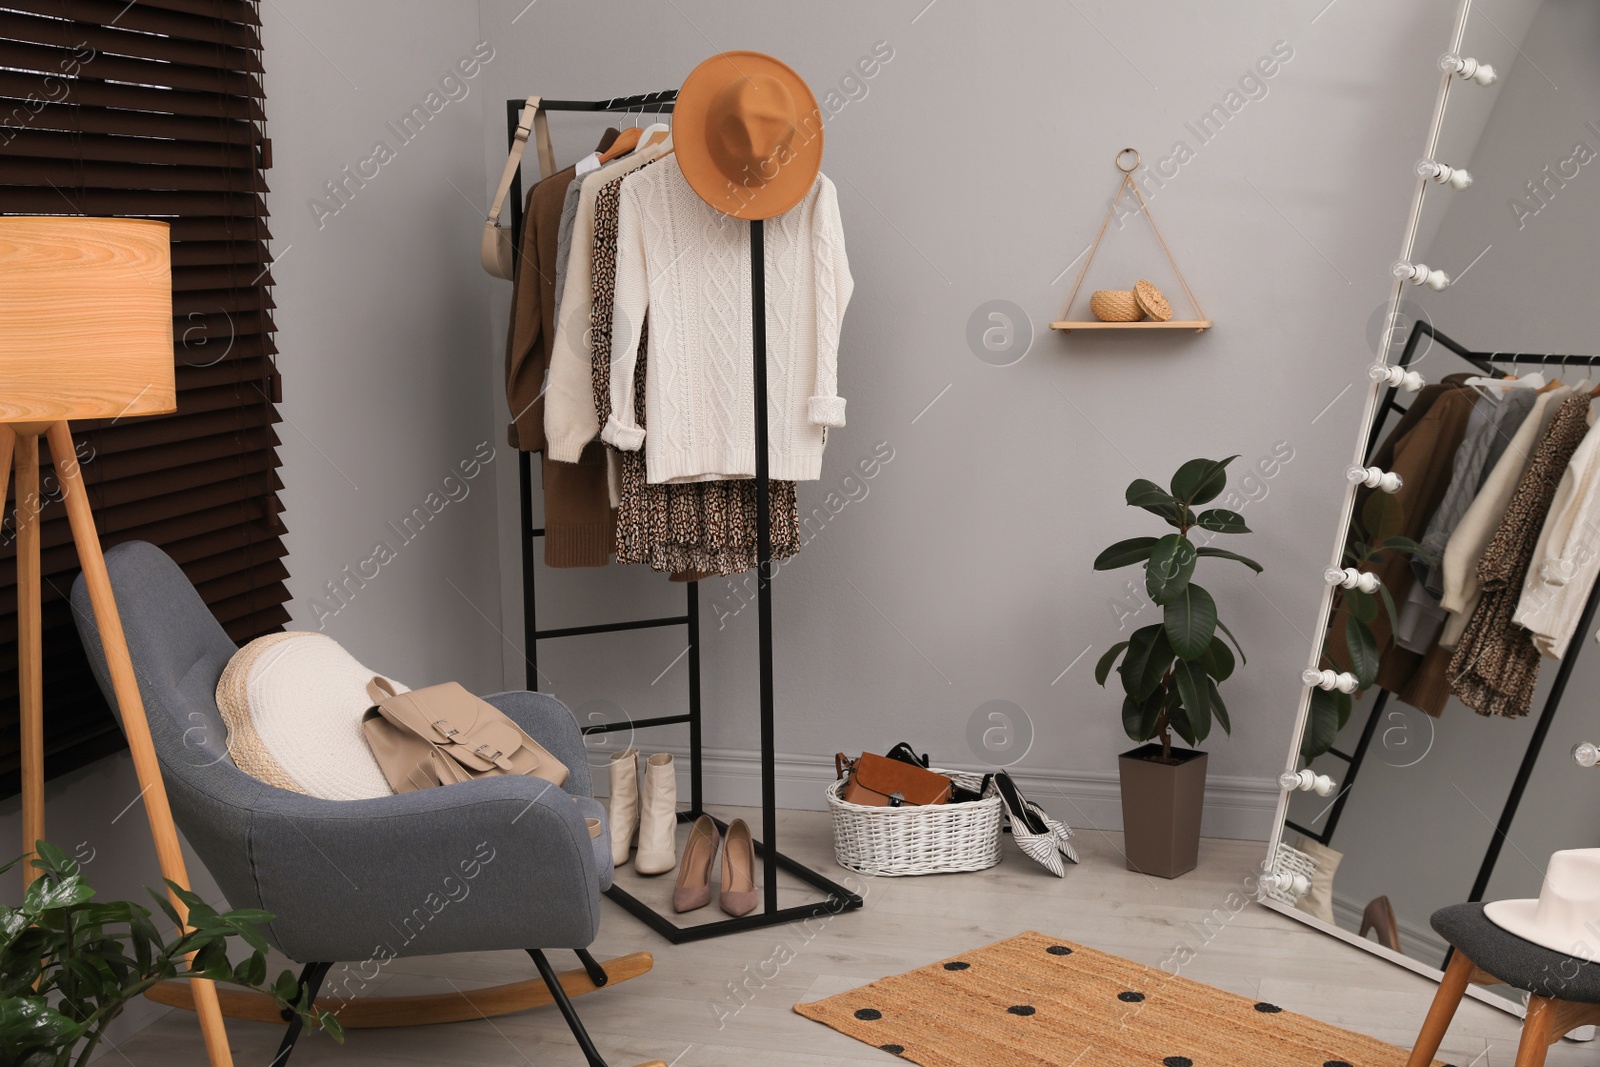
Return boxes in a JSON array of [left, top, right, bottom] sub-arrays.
[[994, 771, 1065, 877], [1021, 796, 1079, 864]]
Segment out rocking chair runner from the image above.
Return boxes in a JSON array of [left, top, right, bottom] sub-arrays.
[[70, 541, 664, 1067]]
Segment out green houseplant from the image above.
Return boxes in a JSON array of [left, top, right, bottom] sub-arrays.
[[1092, 456, 1262, 877], [0, 842, 339, 1067], [1301, 491, 1420, 760]]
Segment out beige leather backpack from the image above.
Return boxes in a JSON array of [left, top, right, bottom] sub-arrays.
[[361, 677, 569, 793]]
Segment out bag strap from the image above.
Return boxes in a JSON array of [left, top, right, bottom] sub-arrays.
[[487, 96, 555, 229], [366, 676, 400, 703]]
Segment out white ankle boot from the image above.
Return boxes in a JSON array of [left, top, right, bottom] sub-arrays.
[[607, 749, 640, 867], [634, 753, 678, 875]]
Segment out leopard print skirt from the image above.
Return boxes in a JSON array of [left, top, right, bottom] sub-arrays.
[[590, 167, 800, 577]]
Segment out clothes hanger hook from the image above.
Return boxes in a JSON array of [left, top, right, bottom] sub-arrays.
[[1116, 147, 1140, 173]]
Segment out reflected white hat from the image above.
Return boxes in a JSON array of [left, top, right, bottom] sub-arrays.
[[1484, 848, 1600, 962]]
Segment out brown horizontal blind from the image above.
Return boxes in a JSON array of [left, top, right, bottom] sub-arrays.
[[0, 0, 287, 795]]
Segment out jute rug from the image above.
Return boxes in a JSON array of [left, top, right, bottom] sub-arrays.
[[795, 930, 1444, 1067]]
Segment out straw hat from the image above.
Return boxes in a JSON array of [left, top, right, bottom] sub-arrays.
[[1484, 848, 1600, 961], [673, 51, 823, 220]]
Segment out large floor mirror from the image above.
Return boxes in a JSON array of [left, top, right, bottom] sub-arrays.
[[1263, 0, 1600, 1018]]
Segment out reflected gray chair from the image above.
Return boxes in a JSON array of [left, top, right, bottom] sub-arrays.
[[71, 541, 662, 1067]]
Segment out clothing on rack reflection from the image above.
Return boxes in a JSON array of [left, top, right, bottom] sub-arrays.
[[1323, 352, 1600, 719]]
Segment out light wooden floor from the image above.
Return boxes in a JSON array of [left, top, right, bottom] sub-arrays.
[[106, 807, 1593, 1066]]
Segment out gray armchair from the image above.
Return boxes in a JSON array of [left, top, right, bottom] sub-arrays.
[[70, 541, 659, 1067]]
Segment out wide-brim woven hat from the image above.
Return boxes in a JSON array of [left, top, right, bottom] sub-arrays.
[[674, 51, 822, 220]]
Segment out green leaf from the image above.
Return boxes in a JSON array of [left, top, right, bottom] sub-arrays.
[[1145, 534, 1197, 605], [1379, 535, 1421, 554], [1378, 582, 1400, 631], [274, 969, 301, 1004], [1093, 537, 1158, 571], [1208, 679, 1231, 735], [1199, 635, 1235, 681], [1301, 688, 1351, 759], [1170, 456, 1237, 507], [319, 1010, 346, 1043], [1172, 659, 1212, 742], [1194, 546, 1263, 573], [1163, 583, 1218, 660], [1094, 641, 1130, 686], [1126, 478, 1177, 510], [1195, 509, 1250, 534], [1121, 694, 1164, 743], [1120, 625, 1175, 701], [1345, 613, 1380, 688], [1347, 587, 1377, 624], [1216, 619, 1247, 665], [1169, 706, 1198, 747], [1362, 491, 1404, 543], [24, 874, 93, 914]]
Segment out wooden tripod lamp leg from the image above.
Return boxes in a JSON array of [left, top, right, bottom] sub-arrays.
[[45, 422, 236, 1067]]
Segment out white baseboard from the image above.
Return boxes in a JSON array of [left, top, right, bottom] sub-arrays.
[[1331, 891, 1450, 964], [593, 746, 1280, 842]]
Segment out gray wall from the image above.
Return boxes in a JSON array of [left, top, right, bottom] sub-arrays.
[[474, 0, 1456, 838], [4, 1, 1477, 955]]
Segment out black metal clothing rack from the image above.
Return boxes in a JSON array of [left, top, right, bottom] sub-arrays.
[[1287, 321, 1600, 911], [504, 92, 863, 943]]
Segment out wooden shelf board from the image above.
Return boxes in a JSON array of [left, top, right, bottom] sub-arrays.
[[1050, 320, 1213, 333]]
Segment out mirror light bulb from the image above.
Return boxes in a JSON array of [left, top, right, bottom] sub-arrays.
[[1574, 742, 1600, 768]]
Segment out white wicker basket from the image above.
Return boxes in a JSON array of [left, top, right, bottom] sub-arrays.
[[1263, 841, 1320, 906], [826, 770, 1003, 876]]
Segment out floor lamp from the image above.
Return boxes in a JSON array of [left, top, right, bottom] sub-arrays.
[[0, 217, 235, 1067]]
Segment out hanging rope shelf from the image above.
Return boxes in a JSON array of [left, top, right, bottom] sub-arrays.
[[1051, 148, 1212, 334]]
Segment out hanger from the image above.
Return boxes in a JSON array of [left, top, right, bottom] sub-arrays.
[[1464, 367, 1544, 399], [599, 125, 643, 163]]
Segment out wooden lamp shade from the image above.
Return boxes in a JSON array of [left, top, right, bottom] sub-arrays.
[[0, 216, 176, 423]]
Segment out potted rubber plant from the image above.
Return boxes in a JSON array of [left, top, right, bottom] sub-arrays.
[[1093, 456, 1262, 878], [0, 842, 339, 1067]]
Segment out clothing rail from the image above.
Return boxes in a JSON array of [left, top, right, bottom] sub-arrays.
[[504, 94, 863, 944], [1287, 322, 1600, 957]]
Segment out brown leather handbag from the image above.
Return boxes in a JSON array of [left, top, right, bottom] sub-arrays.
[[362, 678, 570, 793], [835, 752, 953, 807]]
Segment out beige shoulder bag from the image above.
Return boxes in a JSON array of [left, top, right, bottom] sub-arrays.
[[481, 95, 556, 280], [361, 677, 570, 793]]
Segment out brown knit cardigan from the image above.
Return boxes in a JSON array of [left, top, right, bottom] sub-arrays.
[[1324, 380, 1477, 716]]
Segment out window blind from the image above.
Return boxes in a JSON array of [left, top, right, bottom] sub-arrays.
[[0, 0, 287, 795]]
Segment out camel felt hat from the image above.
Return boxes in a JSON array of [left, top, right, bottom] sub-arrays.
[[673, 51, 822, 220], [1484, 848, 1600, 961]]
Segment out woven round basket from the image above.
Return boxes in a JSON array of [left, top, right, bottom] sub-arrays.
[[1090, 289, 1143, 322], [1134, 278, 1173, 321], [826, 770, 1002, 876]]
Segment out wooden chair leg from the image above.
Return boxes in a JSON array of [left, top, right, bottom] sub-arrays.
[[1407, 950, 1476, 1067], [1514, 996, 1557, 1067]]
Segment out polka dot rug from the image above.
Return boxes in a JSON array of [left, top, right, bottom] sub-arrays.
[[793, 930, 1447, 1066]]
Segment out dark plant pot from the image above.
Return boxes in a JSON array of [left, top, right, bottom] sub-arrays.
[[1117, 743, 1208, 879]]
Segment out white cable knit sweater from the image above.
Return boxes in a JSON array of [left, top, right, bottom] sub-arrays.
[[600, 156, 852, 483]]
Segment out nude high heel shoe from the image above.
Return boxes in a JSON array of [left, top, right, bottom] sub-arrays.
[[719, 818, 759, 917], [672, 815, 719, 913], [607, 749, 640, 868], [634, 753, 679, 875]]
